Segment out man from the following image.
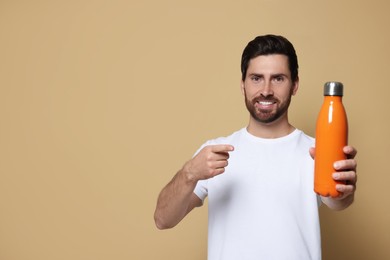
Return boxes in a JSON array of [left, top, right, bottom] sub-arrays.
[[154, 35, 357, 260]]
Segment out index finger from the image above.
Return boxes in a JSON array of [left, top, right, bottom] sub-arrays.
[[210, 144, 234, 153], [343, 145, 357, 159]]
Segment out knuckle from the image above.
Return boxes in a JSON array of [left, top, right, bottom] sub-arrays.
[[207, 160, 215, 168], [206, 169, 214, 177]]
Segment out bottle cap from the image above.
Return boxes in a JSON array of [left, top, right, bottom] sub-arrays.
[[324, 81, 343, 96]]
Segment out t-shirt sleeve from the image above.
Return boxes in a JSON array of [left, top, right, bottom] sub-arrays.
[[193, 179, 208, 202]]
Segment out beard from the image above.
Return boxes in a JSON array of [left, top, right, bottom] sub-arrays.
[[244, 91, 292, 124]]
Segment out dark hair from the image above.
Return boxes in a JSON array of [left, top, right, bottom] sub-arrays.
[[241, 34, 299, 82]]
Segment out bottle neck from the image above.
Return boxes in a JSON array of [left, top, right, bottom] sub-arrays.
[[324, 95, 343, 101]]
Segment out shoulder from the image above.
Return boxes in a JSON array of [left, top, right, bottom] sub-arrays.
[[295, 129, 315, 146], [209, 128, 244, 144], [193, 128, 244, 155], [291, 130, 315, 157]]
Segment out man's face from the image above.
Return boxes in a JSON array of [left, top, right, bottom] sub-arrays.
[[241, 54, 299, 124]]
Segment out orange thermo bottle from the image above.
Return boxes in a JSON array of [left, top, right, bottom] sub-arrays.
[[314, 82, 348, 197]]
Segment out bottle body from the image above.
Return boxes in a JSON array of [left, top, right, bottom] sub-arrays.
[[314, 92, 348, 197]]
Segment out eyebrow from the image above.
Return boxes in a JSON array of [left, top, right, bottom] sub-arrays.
[[271, 73, 288, 78], [248, 73, 288, 78]]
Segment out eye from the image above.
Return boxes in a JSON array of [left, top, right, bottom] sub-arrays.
[[273, 75, 285, 83], [250, 75, 262, 82]]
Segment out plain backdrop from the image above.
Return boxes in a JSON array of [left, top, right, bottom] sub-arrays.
[[0, 0, 389, 259]]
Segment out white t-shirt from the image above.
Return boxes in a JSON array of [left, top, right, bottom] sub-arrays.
[[194, 128, 321, 260]]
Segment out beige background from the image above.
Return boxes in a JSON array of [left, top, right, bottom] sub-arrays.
[[0, 0, 389, 259]]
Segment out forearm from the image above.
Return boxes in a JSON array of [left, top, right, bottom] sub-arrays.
[[154, 144, 232, 229], [154, 167, 199, 229]]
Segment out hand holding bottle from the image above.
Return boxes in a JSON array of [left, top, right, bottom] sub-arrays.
[[310, 145, 357, 200]]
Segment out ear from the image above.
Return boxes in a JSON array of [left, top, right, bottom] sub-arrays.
[[292, 77, 299, 96], [240, 79, 245, 95]]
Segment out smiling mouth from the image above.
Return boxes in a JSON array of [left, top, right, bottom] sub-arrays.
[[257, 101, 275, 106], [256, 99, 277, 107]]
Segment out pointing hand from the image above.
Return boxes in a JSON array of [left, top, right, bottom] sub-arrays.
[[184, 144, 234, 181]]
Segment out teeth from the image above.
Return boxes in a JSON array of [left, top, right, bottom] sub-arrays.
[[258, 101, 273, 105]]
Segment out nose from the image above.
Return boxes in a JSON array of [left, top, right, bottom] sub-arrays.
[[260, 80, 274, 97]]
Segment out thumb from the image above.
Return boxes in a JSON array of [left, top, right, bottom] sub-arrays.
[[309, 147, 315, 159]]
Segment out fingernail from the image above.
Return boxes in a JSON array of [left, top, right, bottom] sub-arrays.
[[333, 173, 340, 179], [334, 162, 341, 169]]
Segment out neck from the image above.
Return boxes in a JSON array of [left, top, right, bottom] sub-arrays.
[[246, 115, 295, 139]]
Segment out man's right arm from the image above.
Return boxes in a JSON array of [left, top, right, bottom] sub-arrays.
[[154, 144, 234, 229], [154, 166, 203, 230]]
